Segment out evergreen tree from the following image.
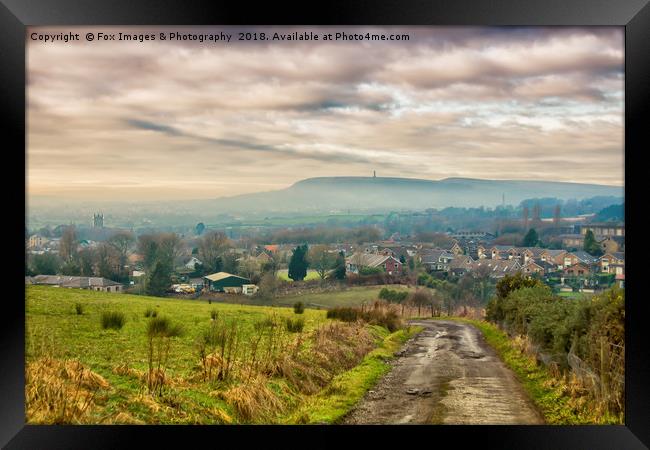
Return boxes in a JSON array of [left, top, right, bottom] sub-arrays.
[[195, 222, 205, 235], [333, 251, 346, 280], [288, 244, 309, 281], [147, 260, 172, 296], [522, 228, 539, 247], [583, 229, 602, 256]]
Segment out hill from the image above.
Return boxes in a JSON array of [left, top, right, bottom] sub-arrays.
[[197, 176, 623, 214]]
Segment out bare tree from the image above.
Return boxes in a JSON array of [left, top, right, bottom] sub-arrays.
[[96, 242, 119, 279], [199, 231, 232, 273], [60, 225, 78, 262], [308, 245, 336, 279], [532, 203, 542, 226], [553, 204, 561, 227], [522, 206, 529, 231], [108, 231, 135, 274], [409, 288, 433, 317]]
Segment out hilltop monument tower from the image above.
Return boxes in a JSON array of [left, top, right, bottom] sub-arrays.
[[93, 213, 104, 228]]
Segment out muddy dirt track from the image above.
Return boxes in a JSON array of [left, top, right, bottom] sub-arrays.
[[343, 320, 544, 425]]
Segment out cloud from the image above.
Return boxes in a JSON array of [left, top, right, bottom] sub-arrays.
[[26, 26, 624, 201]]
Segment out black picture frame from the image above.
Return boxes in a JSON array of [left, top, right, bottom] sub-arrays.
[[2, 1, 648, 448]]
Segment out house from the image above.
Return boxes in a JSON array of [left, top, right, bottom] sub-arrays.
[[572, 251, 599, 265], [446, 241, 464, 255], [449, 255, 475, 276], [559, 234, 584, 249], [615, 272, 625, 288], [472, 259, 522, 279], [508, 247, 535, 263], [562, 251, 598, 269], [563, 263, 592, 277], [128, 253, 144, 268], [539, 249, 567, 266], [580, 222, 625, 238], [537, 260, 558, 275], [346, 253, 403, 276], [598, 236, 624, 254], [255, 252, 272, 263], [333, 244, 355, 256], [28, 275, 124, 293], [522, 260, 544, 275], [599, 252, 625, 274], [489, 245, 515, 259], [28, 234, 45, 249], [449, 231, 495, 241], [203, 272, 251, 293], [184, 256, 203, 270], [420, 249, 455, 272]]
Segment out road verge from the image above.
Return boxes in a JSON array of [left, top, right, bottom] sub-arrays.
[[282, 324, 423, 424]]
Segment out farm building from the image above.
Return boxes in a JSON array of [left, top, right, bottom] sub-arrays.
[[203, 272, 252, 293], [27, 275, 124, 293]]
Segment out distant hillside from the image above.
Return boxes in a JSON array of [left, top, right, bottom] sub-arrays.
[[594, 203, 625, 222], [196, 176, 623, 214], [27, 176, 624, 227]]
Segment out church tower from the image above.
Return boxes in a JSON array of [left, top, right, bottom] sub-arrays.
[[93, 213, 104, 228]]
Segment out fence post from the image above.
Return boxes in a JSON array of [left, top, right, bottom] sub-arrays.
[[600, 337, 610, 408]]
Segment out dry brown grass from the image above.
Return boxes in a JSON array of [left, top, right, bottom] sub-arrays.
[[26, 357, 110, 424], [214, 376, 285, 422], [111, 411, 145, 424]]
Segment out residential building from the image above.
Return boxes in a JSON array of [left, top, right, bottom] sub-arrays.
[[580, 222, 624, 238], [599, 252, 625, 274], [346, 253, 403, 276], [28, 234, 45, 249], [420, 249, 455, 272]]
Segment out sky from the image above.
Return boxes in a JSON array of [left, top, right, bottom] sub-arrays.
[[27, 26, 624, 202]]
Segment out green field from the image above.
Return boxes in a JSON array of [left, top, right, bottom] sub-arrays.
[[277, 285, 415, 308], [228, 284, 416, 308], [557, 291, 593, 299], [25, 285, 412, 424], [276, 269, 321, 281]]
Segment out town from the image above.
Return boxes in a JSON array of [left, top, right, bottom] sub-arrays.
[[25, 206, 625, 304]]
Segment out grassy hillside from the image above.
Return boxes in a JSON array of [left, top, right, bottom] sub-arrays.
[[276, 269, 321, 281], [230, 285, 415, 308], [25, 286, 413, 424]]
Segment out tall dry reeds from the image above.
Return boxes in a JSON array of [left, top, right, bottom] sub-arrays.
[[146, 316, 184, 395], [26, 357, 109, 424]]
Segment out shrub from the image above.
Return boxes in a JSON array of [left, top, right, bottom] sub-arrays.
[[379, 288, 409, 303], [100, 311, 126, 330], [285, 317, 305, 333], [485, 285, 625, 419], [146, 316, 184, 338], [254, 316, 278, 331], [326, 307, 361, 322], [144, 307, 158, 318], [326, 305, 403, 332], [293, 301, 305, 314], [145, 316, 184, 395], [364, 308, 403, 332], [359, 267, 384, 276], [74, 303, 84, 315]]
